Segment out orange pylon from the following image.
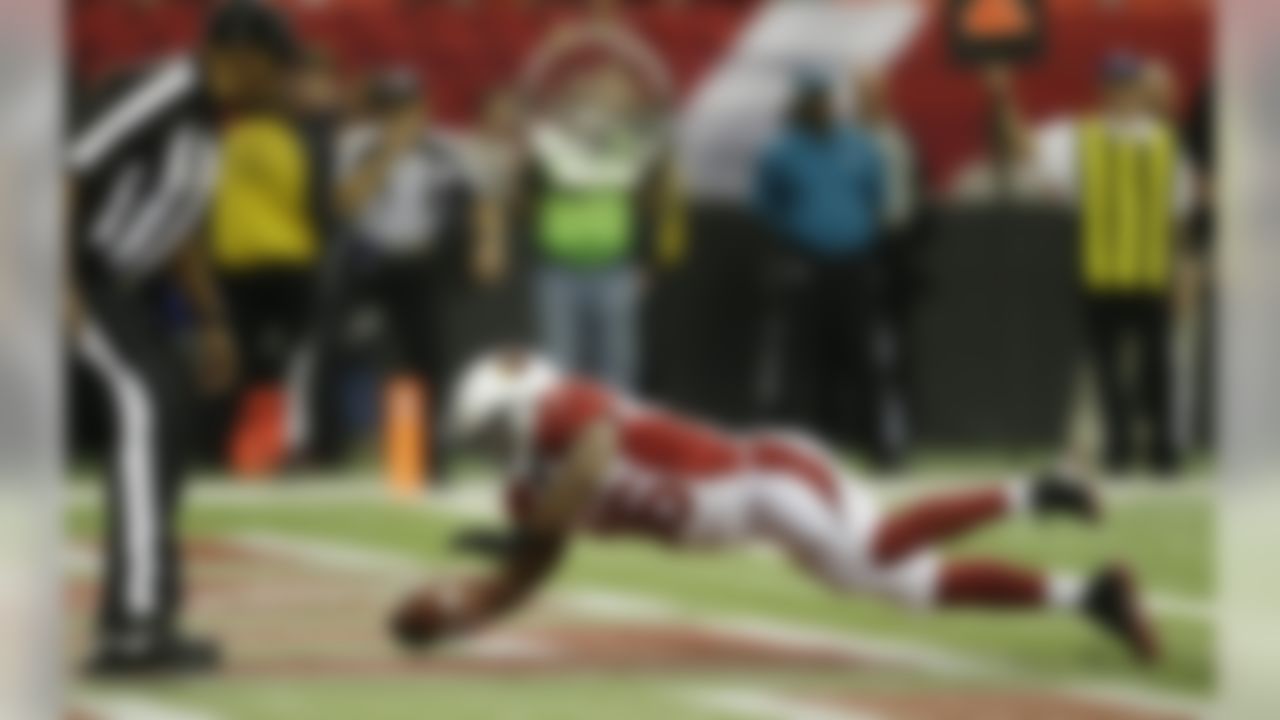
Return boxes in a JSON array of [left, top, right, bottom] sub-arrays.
[[229, 384, 287, 481], [383, 375, 429, 499]]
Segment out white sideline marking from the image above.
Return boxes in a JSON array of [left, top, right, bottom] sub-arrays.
[[216, 532, 1209, 718], [66, 471, 1210, 510], [1148, 594, 1212, 623], [233, 531, 428, 577], [463, 635, 562, 662], [692, 687, 880, 720], [558, 588, 692, 620], [424, 485, 502, 520], [79, 695, 221, 720]]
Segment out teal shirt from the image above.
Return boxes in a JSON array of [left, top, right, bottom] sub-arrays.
[[754, 125, 886, 258]]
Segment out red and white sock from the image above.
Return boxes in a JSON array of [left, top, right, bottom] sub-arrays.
[[936, 558, 1084, 611]]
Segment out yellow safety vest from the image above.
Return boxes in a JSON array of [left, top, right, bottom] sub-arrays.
[[1078, 118, 1176, 294], [212, 116, 318, 270]]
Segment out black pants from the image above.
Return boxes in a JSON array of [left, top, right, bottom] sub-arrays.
[[302, 246, 446, 470], [1084, 294, 1177, 472], [770, 252, 905, 466], [76, 280, 190, 645], [199, 268, 314, 462], [221, 268, 314, 384]]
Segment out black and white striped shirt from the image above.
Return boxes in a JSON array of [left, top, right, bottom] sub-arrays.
[[70, 56, 220, 284]]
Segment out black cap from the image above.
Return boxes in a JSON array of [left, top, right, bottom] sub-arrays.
[[203, 0, 300, 65]]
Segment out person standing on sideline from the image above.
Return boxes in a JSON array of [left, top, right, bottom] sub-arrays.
[[209, 49, 328, 476], [302, 69, 492, 473], [754, 71, 898, 468], [521, 62, 665, 391], [517, 0, 672, 391], [1032, 52, 1196, 476], [854, 70, 920, 468], [66, 0, 298, 674]]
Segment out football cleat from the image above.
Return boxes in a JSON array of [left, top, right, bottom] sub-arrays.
[[1082, 565, 1161, 664], [1031, 469, 1102, 523]]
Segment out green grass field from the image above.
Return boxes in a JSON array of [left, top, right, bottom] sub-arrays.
[[68, 462, 1213, 720]]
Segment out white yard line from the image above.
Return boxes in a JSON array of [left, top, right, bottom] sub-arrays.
[[1148, 594, 1213, 623], [78, 695, 221, 720], [555, 588, 692, 620], [461, 635, 563, 662], [66, 471, 1211, 510], [687, 680, 1208, 720], [232, 531, 428, 577], [691, 687, 881, 720], [215, 531, 1210, 719]]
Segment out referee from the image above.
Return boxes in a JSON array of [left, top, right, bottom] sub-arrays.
[[67, 0, 298, 674]]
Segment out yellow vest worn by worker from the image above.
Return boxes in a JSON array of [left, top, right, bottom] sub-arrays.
[[213, 116, 317, 270], [1078, 117, 1177, 295]]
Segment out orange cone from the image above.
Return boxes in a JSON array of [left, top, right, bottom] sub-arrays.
[[384, 375, 430, 499], [229, 384, 287, 480]]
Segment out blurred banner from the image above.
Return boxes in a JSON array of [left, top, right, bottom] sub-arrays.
[[1221, 0, 1280, 717]]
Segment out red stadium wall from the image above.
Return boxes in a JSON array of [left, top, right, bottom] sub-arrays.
[[69, 0, 1211, 186], [69, 0, 756, 123]]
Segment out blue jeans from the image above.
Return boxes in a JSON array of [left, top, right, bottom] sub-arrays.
[[535, 264, 640, 390]]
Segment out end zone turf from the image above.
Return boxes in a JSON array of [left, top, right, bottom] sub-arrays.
[[70, 528, 1204, 719]]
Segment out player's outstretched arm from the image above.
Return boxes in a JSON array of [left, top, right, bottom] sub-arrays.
[[391, 419, 612, 649], [391, 531, 568, 650], [450, 418, 614, 562]]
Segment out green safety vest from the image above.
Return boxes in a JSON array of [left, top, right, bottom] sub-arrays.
[[538, 187, 633, 266], [533, 124, 651, 267]]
